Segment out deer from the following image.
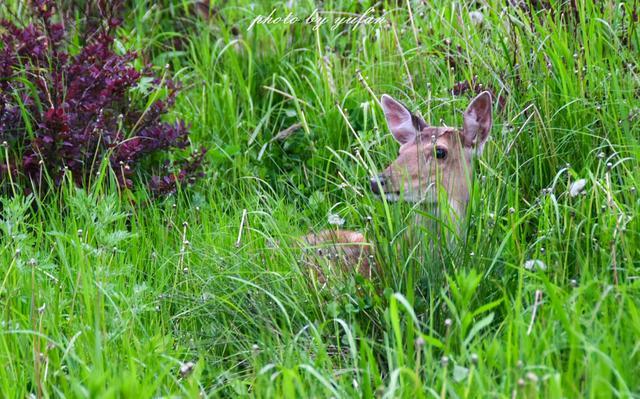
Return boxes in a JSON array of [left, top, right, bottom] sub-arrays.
[[301, 91, 493, 282]]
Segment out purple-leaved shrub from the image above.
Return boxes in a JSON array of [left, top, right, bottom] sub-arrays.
[[0, 0, 206, 196]]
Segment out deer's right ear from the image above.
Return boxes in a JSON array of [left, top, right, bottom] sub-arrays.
[[462, 91, 493, 153], [381, 94, 421, 145]]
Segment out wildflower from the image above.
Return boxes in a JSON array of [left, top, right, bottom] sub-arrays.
[[328, 214, 345, 226], [524, 259, 547, 271], [526, 371, 539, 383], [469, 11, 484, 25], [179, 361, 195, 378], [569, 179, 587, 197]]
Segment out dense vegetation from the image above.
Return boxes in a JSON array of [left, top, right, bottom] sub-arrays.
[[0, 0, 639, 397]]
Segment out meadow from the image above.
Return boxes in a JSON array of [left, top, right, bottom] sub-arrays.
[[1, 0, 639, 397]]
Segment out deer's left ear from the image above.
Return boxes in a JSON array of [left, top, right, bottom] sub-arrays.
[[462, 91, 493, 153]]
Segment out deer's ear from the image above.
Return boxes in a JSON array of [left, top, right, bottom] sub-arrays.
[[462, 91, 493, 153], [381, 94, 425, 145]]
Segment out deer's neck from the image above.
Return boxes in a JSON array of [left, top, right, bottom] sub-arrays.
[[410, 198, 468, 244]]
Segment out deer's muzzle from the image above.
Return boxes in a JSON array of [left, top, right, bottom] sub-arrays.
[[370, 175, 386, 195]]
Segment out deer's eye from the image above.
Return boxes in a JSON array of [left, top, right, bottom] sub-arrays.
[[435, 147, 447, 160]]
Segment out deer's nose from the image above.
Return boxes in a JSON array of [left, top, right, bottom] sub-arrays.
[[370, 175, 385, 194]]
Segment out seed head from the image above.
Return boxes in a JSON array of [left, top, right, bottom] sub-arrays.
[[470, 353, 479, 365]]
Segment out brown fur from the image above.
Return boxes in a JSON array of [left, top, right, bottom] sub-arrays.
[[300, 230, 374, 283]]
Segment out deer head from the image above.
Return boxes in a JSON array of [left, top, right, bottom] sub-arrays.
[[370, 92, 493, 219]]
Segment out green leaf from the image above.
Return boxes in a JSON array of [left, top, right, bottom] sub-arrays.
[[463, 313, 495, 347]]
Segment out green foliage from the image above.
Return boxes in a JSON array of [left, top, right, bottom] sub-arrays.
[[1, 0, 639, 397]]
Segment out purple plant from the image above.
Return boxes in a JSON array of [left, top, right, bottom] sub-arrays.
[[0, 0, 205, 196]]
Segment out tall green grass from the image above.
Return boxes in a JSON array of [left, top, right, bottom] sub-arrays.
[[1, 0, 639, 397]]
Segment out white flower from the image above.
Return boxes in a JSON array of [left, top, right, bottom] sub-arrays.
[[179, 361, 195, 378], [524, 259, 547, 271], [469, 11, 484, 25], [328, 214, 345, 226], [569, 178, 587, 197]]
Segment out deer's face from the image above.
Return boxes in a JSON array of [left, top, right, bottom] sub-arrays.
[[371, 92, 493, 211]]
